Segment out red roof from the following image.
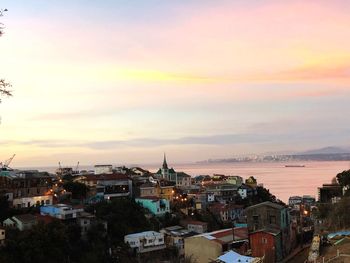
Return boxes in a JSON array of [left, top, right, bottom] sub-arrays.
[[82, 173, 129, 181], [212, 227, 248, 240]]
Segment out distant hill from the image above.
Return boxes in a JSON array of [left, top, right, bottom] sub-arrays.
[[298, 146, 350, 155]]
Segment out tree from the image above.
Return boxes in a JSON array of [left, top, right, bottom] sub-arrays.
[[336, 170, 350, 188], [0, 9, 12, 102], [63, 181, 89, 199]]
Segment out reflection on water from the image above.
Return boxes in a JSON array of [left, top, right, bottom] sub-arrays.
[[145, 161, 350, 202]]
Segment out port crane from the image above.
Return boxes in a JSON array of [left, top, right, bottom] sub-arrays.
[[0, 154, 16, 169]]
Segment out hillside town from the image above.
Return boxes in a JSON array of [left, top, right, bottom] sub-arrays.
[[1, 155, 350, 263]]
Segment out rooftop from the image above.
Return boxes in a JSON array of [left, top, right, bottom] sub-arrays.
[[245, 201, 285, 211], [125, 231, 162, 238]]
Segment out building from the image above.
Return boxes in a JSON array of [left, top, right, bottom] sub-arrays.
[[124, 231, 166, 254], [216, 250, 262, 263], [0, 228, 5, 246], [302, 195, 316, 206], [78, 173, 132, 200], [135, 197, 170, 216], [238, 184, 256, 199], [225, 176, 243, 186], [181, 220, 208, 234], [139, 180, 175, 200], [288, 196, 302, 208], [209, 203, 244, 223], [155, 155, 192, 188], [205, 183, 239, 202], [155, 154, 175, 180], [77, 211, 108, 238], [184, 227, 249, 263], [249, 229, 282, 263], [0, 169, 53, 208], [318, 184, 343, 203], [160, 226, 196, 257], [94, 165, 113, 175], [245, 202, 291, 261], [174, 172, 192, 188], [3, 214, 38, 231], [245, 176, 258, 189], [40, 204, 84, 220]]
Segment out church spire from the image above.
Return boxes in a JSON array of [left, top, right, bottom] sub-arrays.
[[162, 153, 168, 169]]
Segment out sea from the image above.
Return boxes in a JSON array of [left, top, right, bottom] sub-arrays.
[[18, 161, 350, 203]]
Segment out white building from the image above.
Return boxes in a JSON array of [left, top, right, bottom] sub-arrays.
[[3, 214, 38, 231], [0, 228, 5, 246], [124, 231, 166, 253], [13, 195, 52, 209], [94, 165, 113, 175]]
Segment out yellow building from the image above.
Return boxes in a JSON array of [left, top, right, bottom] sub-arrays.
[[184, 228, 248, 263], [139, 180, 175, 201]]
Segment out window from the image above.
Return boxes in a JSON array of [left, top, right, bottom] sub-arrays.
[[262, 238, 267, 244], [269, 215, 276, 224], [46, 200, 50, 204], [158, 238, 163, 242]]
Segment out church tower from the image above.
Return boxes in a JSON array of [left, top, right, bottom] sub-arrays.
[[161, 153, 169, 180]]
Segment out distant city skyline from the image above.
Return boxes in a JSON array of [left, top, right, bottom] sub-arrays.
[[1, 0, 350, 166]]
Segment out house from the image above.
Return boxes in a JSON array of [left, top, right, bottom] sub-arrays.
[[318, 184, 343, 203], [94, 164, 113, 175], [184, 227, 249, 263], [40, 204, 84, 220], [249, 229, 282, 263], [139, 180, 175, 200], [130, 167, 150, 176], [225, 176, 243, 187], [0, 228, 5, 246], [181, 220, 208, 234], [0, 169, 53, 208], [77, 211, 108, 238], [209, 203, 244, 223], [245, 202, 291, 261], [78, 173, 133, 200], [160, 226, 196, 257], [288, 196, 302, 208], [205, 183, 239, 202], [3, 214, 38, 231], [174, 172, 192, 188], [124, 231, 166, 254], [194, 192, 215, 210], [135, 197, 170, 216], [245, 176, 258, 189], [238, 184, 256, 199]]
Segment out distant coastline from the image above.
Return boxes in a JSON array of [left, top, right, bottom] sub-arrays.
[[198, 153, 350, 164]]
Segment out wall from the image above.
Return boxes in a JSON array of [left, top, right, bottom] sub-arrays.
[[184, 236, 222, 263]]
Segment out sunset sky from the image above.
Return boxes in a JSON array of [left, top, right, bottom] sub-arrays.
[[1, 0, 350, 167]]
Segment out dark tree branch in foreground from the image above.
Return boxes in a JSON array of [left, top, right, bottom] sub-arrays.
[[0, 9, 12, 103], [0, 79, 12, 102]]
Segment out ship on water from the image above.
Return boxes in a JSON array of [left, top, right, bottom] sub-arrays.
[[285, 164, 306, 167]]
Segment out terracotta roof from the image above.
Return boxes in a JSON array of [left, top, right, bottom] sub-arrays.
[[212, 227, 248, 240], [82, 173, 129, 181]]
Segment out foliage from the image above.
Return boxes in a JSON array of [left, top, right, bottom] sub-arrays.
[[86, 198, 152, 245], [0, 219, 113, 263], [0, 10, 12, 101], [336, 170, 350, 188], [63, 181, 89, 199]]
